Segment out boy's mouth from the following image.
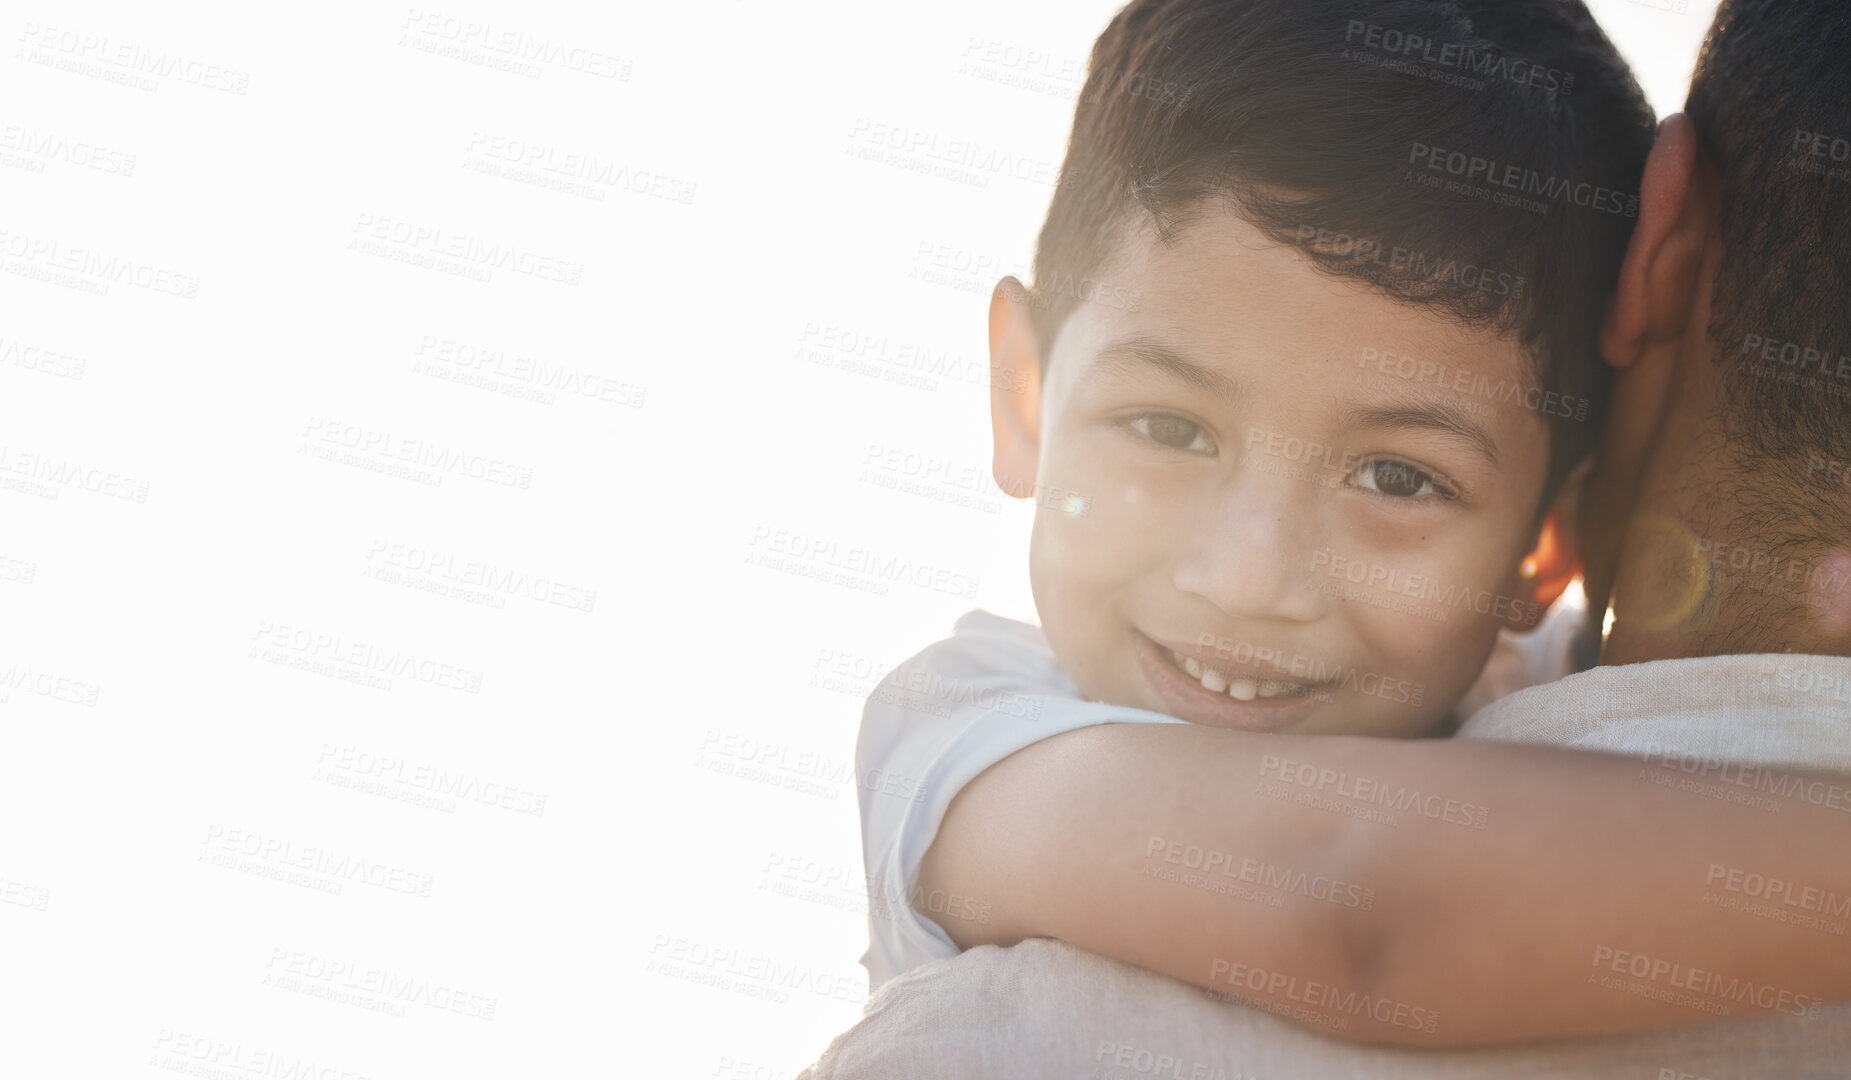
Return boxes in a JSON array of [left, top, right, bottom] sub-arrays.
[[1132, 633, 1330, 732], [1156, 644, 1317, 700]]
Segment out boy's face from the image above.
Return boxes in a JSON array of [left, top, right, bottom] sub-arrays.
[[995, 204, 1560, 736]]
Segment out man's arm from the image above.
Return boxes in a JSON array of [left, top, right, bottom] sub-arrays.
[[919, 722, 1851, 1046]]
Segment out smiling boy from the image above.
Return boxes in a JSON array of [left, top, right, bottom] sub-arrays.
[[855, 0, 1851, 1047], [1010, 205, 1563, 738]]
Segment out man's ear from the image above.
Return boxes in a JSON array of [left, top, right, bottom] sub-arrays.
[[1599, 114, 1709, 371], [1504, 456, 1592, 632], [989, 276, 1043, 499]]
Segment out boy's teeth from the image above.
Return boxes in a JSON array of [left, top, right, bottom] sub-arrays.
[[1167, 647, 1311, 702]]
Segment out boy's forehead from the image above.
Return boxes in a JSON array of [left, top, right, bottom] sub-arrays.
[[1068, 205, 1533, 388]]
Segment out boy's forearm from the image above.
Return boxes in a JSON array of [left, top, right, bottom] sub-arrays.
[[921, 722, 1368, 1026], [919, 722, 1851, 1046]]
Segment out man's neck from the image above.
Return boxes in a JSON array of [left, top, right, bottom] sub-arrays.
[[1600, 373, 1851, 664]]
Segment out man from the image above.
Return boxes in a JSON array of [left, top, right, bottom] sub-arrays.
[[801, 0, 1851, 1075]]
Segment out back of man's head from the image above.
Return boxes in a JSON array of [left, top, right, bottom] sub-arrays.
[[1687, 2, 1851, 543]]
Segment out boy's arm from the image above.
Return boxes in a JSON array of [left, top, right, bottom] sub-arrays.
[[918, 721, 1851, 1046]]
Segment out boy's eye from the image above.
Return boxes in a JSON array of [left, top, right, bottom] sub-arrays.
[[1129, 413, 1215, 453], [1351, 459, 1457, 501]]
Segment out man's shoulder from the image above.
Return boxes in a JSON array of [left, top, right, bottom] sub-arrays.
[[1459, 652, 1851, 771]]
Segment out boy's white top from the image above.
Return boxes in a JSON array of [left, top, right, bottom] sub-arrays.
[[854, 611, 1187, 988], [856, 597, 1589, 988]]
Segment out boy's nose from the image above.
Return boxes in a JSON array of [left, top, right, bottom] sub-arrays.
[[1170, 471, 1323, 624]]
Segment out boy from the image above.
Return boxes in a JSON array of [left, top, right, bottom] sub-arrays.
[[858, 0, 1851, 1046]]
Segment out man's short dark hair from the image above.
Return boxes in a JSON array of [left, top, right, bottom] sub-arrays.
[[1030, 0, 1656, 498], [1687, 0, 1851, 542]]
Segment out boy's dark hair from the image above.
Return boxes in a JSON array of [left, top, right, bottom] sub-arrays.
[[1030, 0, 1656, 499], [1687, 0, 1851, 543]]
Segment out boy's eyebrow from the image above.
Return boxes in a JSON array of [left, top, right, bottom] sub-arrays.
[[1090, 336, 1241, 403], [1343, 398, 1502, 467]]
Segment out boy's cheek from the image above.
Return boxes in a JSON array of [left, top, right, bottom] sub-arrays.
[[1030, 485, 1134, 592], [1364, 615, 1503, 730], [1028, 483, 1160, 693], [1031, 469, 1177, 582]]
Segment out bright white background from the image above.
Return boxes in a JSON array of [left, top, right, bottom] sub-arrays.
[[0, 1, 1716, 1076]]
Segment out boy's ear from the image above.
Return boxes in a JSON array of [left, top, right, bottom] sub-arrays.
[[1599, 114, 1708, 372], [1504, 456, 1592, 632], [989, 276, 1043, 499]]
